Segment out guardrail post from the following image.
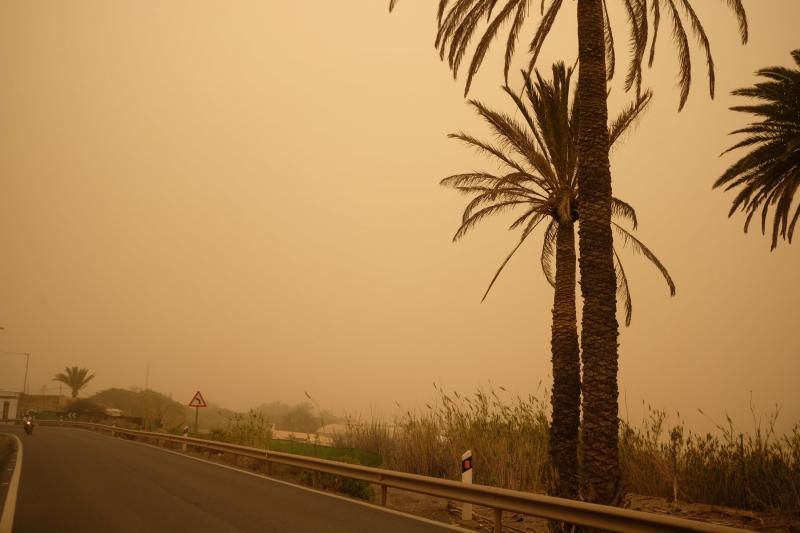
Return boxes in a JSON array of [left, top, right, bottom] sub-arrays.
[[494, 508, 502, 533], [380, 485, 388, 506], [313, 471, 320, 489]]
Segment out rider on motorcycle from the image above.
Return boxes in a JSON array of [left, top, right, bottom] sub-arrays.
[[23, 411, 34, 434]]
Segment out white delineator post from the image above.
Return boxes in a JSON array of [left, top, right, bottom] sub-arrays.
[[461, 450, 473, 521], [182, 425, 189, 452]]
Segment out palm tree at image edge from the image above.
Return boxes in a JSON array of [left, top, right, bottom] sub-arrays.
[[715, 49, 800, 250]]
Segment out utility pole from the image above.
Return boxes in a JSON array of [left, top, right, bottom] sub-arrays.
[[23, 353, 30, 395], [0, 349, 31, 394]]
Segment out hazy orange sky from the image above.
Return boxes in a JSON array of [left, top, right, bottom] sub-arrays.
[[1, 2, 797, 434]]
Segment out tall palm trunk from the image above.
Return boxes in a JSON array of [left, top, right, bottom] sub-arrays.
[[575, 0, 621, 505], [548, 220, 580, 504]]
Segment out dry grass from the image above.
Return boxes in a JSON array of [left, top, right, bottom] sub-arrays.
[[336, 383, 549, 491], [337, 386, 800, 512], [620, 404, 800, 511]]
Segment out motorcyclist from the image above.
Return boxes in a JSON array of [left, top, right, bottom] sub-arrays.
[[23, 411, 34, 434]]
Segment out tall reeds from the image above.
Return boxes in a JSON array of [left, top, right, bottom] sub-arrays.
[[339, 386, 799, 512]]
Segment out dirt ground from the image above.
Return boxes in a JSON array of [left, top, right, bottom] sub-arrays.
[[384, 488, 800, 532]]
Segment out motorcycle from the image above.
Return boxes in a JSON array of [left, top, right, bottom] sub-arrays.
[[24, 419, 33, 435]]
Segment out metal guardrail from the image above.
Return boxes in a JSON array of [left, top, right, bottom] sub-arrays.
[[19, 420, 747, 533]]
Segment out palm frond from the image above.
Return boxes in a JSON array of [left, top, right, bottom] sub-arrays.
[[481, 213, 548, 301], [663, 0, 692, 111], [447, 132, 526, 173], [454, 200, 530, 240], [611, 197, 639, 229], [501, 83, 541, 149], [441, 172, 506, 189], [622, 0, 648, 97], [648, 0, 661, 67], [463, 0, 521, 96], [613, 247, 633, 327], [608, 90, 653, 147], [438, 0, 452, 27], [788, 203, 800, 243], [612, 221, 677, 296], [540, 218, 558, 288], [526, 63, 575, 185], [720, 0, 748, 44], [468, 100, 559, 187], [525, 0, 564, 75], [678, 0, 715, 99], [450, 1, 498, 77], [437, 0, 477, 54], [503, 0, 528, 84], [715, 47, 798, 250], [603, 0, 616, 81]]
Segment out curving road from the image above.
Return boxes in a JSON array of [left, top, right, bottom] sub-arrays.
[[2, 426, 464, 533]]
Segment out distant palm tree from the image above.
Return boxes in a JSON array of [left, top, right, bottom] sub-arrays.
[[715, 49, 800, 250], [442, 62, 675, 501], [53, 366, 95, 398], [391, 0, 746, 503]]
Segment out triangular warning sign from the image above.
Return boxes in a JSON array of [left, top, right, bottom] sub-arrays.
[[188, 391, 207, 407]]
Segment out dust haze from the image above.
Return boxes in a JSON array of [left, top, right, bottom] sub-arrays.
[[1, 2, 797, 434]]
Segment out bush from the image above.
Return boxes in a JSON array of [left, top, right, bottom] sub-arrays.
[[210, 409, 272, 448], [300, 455, 374, 501]]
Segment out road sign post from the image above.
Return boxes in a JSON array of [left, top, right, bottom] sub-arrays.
[[188, 391, 207, 433], [461, 450, 473, 521]]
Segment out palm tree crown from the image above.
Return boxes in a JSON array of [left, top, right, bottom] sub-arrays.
[[391, 0, 748, 109], [53, 366, 95, 399], [714, 49, 800, 250], [443, 63, 675, 324]]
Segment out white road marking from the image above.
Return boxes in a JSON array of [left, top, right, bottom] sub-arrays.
[[0, 433, 23, 533]]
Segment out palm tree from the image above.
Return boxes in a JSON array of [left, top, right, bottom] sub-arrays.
[[53, 366, 95, 398], [715, 49, 800, 250], [443, 62, 675, 502], [391, 0, 746, 503]]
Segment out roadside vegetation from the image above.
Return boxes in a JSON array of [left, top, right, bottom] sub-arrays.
[[336, 385, 800, 513], [0, 434, 12, 471], [204, 408, 376, 501]]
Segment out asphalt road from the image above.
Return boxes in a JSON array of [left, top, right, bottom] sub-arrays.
[[2, 426, 464, 533]]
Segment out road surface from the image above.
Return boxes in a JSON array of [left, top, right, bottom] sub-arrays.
[[2, 425, 464, 533]]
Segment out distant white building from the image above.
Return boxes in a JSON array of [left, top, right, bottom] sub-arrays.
[[104, 408, 123, 417], [0, 391, 19, 420]]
